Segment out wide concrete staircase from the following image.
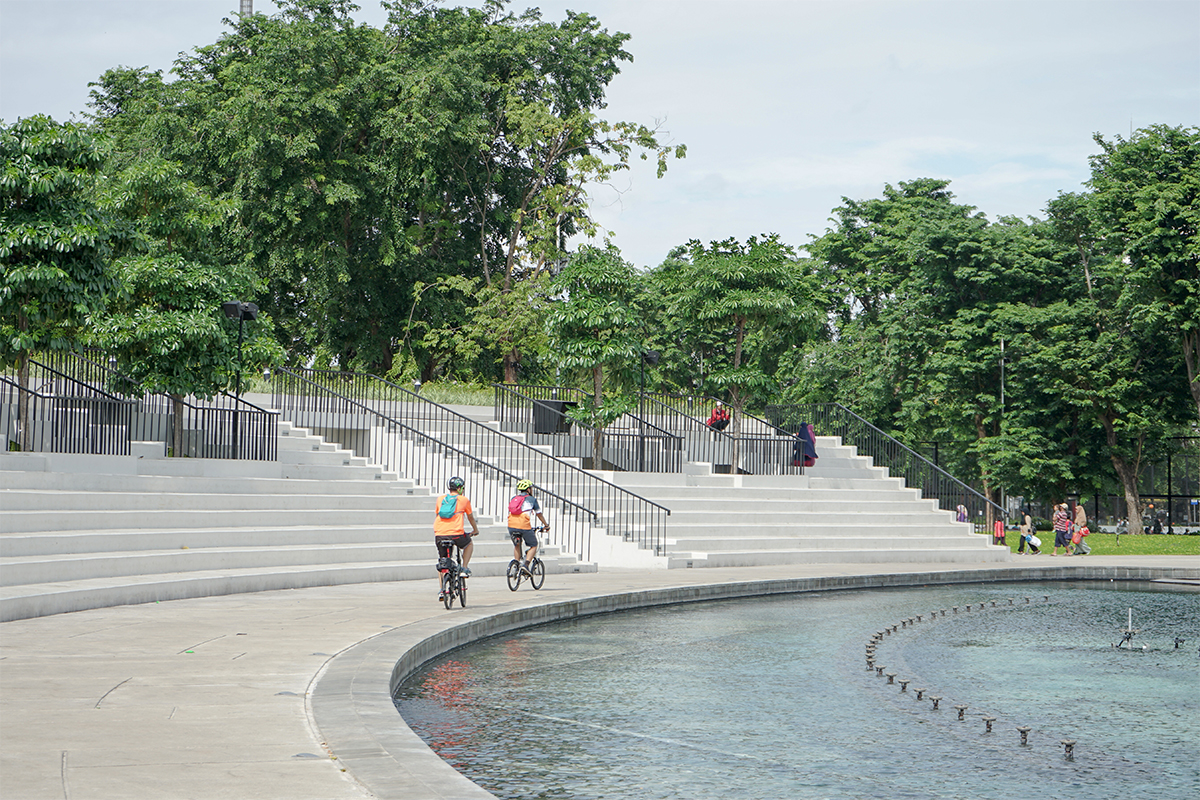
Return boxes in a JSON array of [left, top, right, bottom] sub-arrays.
[[1, 405, 1008, 621], [0, 422, 591, 622], [592, 436, 1008, 569]]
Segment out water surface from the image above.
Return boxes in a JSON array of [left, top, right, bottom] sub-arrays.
[[395, 581, 1200, 800]]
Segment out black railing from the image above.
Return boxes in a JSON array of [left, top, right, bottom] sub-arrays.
[[642, 391, 788, 435], [4, 352, 279, 460], [493, 384, 683, 473], [636, 391, 801, 476], [766, 403, 1005, 531], [270, 368, 671, 561], [1, 375, 135, 455]]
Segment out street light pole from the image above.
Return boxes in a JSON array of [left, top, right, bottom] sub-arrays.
[[222, 301, 259, 459], [638, 349, 659, 472]]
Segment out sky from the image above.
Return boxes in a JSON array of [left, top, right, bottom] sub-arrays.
[[2, 0, 1198, 268]]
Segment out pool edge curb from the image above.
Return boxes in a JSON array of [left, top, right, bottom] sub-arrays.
[[312, 564, 1200, 800]]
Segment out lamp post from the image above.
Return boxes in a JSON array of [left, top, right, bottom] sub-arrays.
[[222, 301, 259, 458]]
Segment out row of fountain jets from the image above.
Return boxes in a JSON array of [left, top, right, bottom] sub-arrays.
[[865, 596, 1078, 758]]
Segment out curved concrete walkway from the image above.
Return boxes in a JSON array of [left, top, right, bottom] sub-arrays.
[[2, 556, 1196, 799]]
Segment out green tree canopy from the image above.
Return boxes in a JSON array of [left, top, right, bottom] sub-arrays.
[[1, 115, 116, 450], [1087, 124, 1200, 425], [1, 115, 114, 362], [87, 0, 682, 382], [545, 244, 642, 466], [664, 234, 819, 466], [88, 155, 283, 400]]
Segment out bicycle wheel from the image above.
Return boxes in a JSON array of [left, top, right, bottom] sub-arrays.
[[441, 572, 454, 610], [506, 560, 521, 592], [456, 572, 467, 608], [530, 558, 545, 590]]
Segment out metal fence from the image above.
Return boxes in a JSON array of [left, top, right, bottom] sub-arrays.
[[270, 368, 671, 561], [1, 375, 135, 455], [637, 391, 802, 476], [1011, 437, 1200, 533], [2, 352, 278, 460], [493, 383, 683, 473], [767, 403, 1005, 531]]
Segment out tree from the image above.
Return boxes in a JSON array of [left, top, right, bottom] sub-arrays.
[[88, 0, 682, 383], [795, 181, 1088, 514], [396, 272, 550, 385], [668, 234, 818, 469], [1, 115, 115, 450], [1087, 124, 1200, 425], [1012, 296, 1190, 534], [545, 245, 641, 468], [1027, 167, 1196, 533], [389, 0, 683, 381], [87, 154, 283, 454]]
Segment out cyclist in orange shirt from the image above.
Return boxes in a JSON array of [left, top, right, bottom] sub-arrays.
[[507, 478, 549, 575], [434, 476, 480, 576]]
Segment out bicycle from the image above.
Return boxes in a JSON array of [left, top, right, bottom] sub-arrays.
[[436, 539, 467, 609], [506, 526, 545, 591]]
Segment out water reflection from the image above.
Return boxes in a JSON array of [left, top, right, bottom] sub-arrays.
[[396, 581, 1200, 800]]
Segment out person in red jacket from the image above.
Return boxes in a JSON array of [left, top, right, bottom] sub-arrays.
[[706, 402, 730, 431]]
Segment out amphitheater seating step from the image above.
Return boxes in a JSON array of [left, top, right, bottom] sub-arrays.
[[595, 436, 1009, 569], [0, 421, 593, 621]]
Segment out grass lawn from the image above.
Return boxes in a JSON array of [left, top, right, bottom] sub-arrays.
[[1005, 533, 1200, 557]]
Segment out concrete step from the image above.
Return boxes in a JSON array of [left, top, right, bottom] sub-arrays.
[[619, 501, 945, 520], [666, 546, 1010, 569], [0, 469, 427, 496], [665, 534, 994, 551], [0, 525, 501, 556], [0, 507, 437, 534], [0, 489, 438, 513], [0, 555, 598, 622], [0, 538, 569, 585], [662, 522, 982, 539], [806, 476, 909, 491], [280, 463, 393, 481]]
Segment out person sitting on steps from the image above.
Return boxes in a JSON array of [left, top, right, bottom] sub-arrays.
[[707, 401, 730, 431]]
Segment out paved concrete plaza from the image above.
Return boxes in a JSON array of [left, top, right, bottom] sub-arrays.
[[1, 556, 1196, 799]]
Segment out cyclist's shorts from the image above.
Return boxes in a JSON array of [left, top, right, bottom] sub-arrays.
[[508, 527, 538, 548], [436, 534, 471, 556]]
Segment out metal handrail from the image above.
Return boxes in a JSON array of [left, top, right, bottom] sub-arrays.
[[492, 383, 683, 473], [2, 374, 135, 455], [642, 391, 790, 435], [766, 403, 1005, 530], [270, 368, 671, 561], [636, 391, 802, 476], [17, 351, 279, 460]]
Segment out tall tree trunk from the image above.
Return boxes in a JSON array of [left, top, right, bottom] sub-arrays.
[[1183, 328, 1200, 426], [1101, 414, 1144, 535], [171, 393, 184, 458], [503, 348, 519, 384], [975, 417, 999, 529], [592, 365, 604, 470], [1112, 454, 1143, 536]]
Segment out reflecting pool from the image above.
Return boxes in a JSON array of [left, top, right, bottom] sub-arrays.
[[395, 581, 1200, 799]]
